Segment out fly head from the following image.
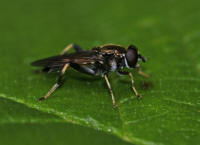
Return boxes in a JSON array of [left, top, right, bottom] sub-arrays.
[[125, 45, 146, 68]]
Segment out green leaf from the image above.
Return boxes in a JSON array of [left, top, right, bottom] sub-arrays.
[[0, 0, 200, 145], [0, 98, 132, 145]]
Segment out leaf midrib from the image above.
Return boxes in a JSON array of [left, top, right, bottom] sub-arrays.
[[0, 93, 163, 145]]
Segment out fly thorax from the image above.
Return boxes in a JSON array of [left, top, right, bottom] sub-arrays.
[[116, 55, 126, 69], [109, 59, 117, 71]]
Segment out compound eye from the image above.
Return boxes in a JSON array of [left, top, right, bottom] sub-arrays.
[[125, 45, 138, 68]]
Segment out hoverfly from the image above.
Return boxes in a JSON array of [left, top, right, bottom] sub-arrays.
[[31, 43, 149, 108]]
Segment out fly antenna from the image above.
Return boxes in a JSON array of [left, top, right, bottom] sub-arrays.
[[138, 54, 146, 62]]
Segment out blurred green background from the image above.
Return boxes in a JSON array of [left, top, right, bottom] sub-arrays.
[[0, 0, 200, 145]]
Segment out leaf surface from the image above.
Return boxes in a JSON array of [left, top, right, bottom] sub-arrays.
[[0, 0, 200, 145]]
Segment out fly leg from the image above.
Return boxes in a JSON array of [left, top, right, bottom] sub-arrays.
[[38, 63, 70, 101], [61, 43, 84, 55], [118, 71, 142, 99], [137, 67, 150, 78], [129, 72, 142, 99], [104, 74, 117, 108], [70, 65, 117, 107]]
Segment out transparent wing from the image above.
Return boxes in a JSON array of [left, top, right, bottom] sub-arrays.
[[31, 51, 102, 68]]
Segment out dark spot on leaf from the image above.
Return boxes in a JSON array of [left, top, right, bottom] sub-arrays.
[[33, 69, 43, 74], [140, 81, 153, 90]]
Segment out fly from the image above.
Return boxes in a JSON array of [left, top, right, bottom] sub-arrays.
[[31, 43, 149, 108]]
